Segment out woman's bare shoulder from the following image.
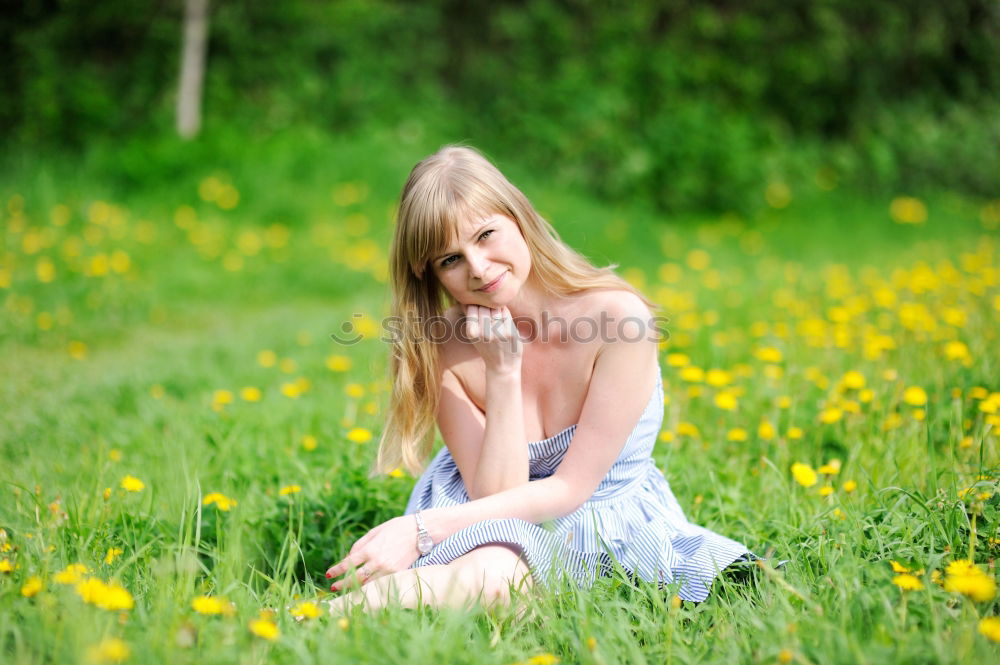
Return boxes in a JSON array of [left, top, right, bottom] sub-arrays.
[[575, 287, 652, 319]]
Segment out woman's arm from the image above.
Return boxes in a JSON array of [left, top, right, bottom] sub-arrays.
[[437, 305, 528, 499], [427, 314, 658, 539]]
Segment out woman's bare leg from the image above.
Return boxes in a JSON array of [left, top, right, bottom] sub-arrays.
[[325, 544, 532, 614]]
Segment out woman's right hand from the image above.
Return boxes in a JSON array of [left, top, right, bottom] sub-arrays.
[[463, 304, 522, 374]]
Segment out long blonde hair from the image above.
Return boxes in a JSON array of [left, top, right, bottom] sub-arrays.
[[375, 145, 653, 475]]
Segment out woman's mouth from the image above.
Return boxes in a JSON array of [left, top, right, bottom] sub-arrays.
[[477, 271, 507, 293]]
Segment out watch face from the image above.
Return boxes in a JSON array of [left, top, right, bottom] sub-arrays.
[[418, 534, 434, 555]]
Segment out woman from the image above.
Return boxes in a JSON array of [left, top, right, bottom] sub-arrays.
[[324, 145, 751, 612]]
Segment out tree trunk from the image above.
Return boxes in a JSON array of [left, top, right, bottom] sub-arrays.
[[176, 0, 209, 139]]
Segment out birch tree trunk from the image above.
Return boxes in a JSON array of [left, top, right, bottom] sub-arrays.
[[176, 0, 210, 139]]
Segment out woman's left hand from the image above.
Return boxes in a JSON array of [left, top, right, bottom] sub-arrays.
[[324, 515, 422, 592]]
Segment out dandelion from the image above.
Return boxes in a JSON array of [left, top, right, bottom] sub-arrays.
[[791, 463, 818, 488], [902, 386, 927, 406], [343, 427, 374, 444], [279, 485, 301, 496], [212, 389, 234, 406], [191, 595, 235, 616], [527, 655, 559, 665], [705, 369, 732, 387], [819, 407, 842, 424], [280, 382, 302, 398], [979, 617, 1000, 643], [841, 370, 866, 390], [679, 366, 704, 382], [727, 428, 749, 442], [666, 353, 690, 368], [75, 578, 134, 611], [712, 392, 737, 411], [86, 637, 130, 663], [249, 617, 280, 641], [301, 435, 318, 451], [786, 426, 803, 440], [120, 476, 145, 492], [202, 492, 237, 511], [389, 467, 405, 479], [257, 350, 277, 367], [890, 561, 911, 573], [103, 487, 112, 501], [757, 420, 775, 440], [943, 560, 997, 603], [21, 576, 43, 597], [326, 355, 352, 372], [337, 617, 350, 631], [819, 486, 834, 497], [345, 383, 365, 398], [889, 196, 927, 224], [677, 422, 700, 438], [754, 347, 783, 363], [0, 559, 12, 573], [893, 574, 924, 591], [289, 601, 322, 620], [818, 459, 842, 475], [778, 649, 794, 664], [54, 563, 89, 585], [104, 548, 124, 565], [240, 387, 262, 402]]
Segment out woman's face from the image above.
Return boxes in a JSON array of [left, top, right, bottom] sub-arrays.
[[430, 213, 532, 307]]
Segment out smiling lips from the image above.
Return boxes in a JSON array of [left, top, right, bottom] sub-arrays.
[[477, 270, 507, 293]]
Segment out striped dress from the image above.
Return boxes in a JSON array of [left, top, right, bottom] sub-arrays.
[[404, 372, 752, 602]]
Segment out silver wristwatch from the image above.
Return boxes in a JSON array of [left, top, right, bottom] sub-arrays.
[[414, 511, 434, 555]]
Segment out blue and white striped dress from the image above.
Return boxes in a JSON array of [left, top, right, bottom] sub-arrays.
[[404, 371, 752, 602]]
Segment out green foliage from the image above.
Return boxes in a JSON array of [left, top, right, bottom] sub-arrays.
[[3, 1, 997, 214]]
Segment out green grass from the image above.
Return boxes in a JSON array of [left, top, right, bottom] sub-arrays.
[[1, 126, 998, 664]]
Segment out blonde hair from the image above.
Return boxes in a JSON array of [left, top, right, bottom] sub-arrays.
[[375, 145, 653, 476]]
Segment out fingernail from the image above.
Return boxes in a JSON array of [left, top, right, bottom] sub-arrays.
[[325, 572, 332, 579], [330, 584, 338, 592]]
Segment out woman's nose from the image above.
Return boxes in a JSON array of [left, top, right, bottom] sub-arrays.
[[466, 250, 488, 278]]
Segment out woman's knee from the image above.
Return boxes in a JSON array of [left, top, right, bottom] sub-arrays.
[[457, 545, 532, 604]]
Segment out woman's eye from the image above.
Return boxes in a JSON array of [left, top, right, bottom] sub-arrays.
[[479, 229, 494, 241], [440, 255, 459, 268]]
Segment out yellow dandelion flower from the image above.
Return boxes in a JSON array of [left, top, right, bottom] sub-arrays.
[[666, 353, 690, 368], [714, 392, 738, 411], [0, 559, 13, 573], [289, 601, 322, 620], [120, 476, 145, 492], [527, 654, 560, 665], [791, 463, 818, 488], [944, 570, 996, 603], [192, 595, 235, 615], [257, 349, 277, 368], [754, 347, 783, 363], [979, 616, 1000, 643], [54, 563, 89, 585], [104, 548, 124, 565], [337, 617, 350, 631], [841, 370, 866, 390], [892, 574, 924, 591], [280, 382, 302, 398], [842, 480, 857, 493], [21, 576, 43, 597], [777, 395, 792, 409], [240, 387, 262, 402], [86, 637, 130, 664], [676, 422, 700, 438], [679, 366, 704, 382], [727, 428, 749, 442], [705, 369, 732, 387], [279, 485, 301, 496], [109, 449, 123, 462], [786, 426, 804, 440], [902, 386, 927, 406], [778, 649, 794, 664], [889, 196, 927, 224], [819, 407, 843, 424], [832, 508, 846, 520], [301, 435, 318, 451], [943, 341, 970, 361], [757, 420, 775, 440], [346, 427, 373, 443], [202, 492, 237, 511], [819, 486, 834, 497], [945, 559, 978, 577], [249, 617, 280, 641], [325, 355, 352, 372], [890, 560, 911, 573], [389, 467, 405, 478], [659, 430, 675, 443], [212, 389, 234, 406], [586, 636, 598, 650], [279, 357, 297, 374], [818, 459, 842, 475], [858, 389, 874, 403]]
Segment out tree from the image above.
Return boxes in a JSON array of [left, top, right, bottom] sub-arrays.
[[176, 0, 210, 138]]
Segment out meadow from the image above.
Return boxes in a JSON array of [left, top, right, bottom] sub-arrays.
[[1, 127, 998, 664]]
